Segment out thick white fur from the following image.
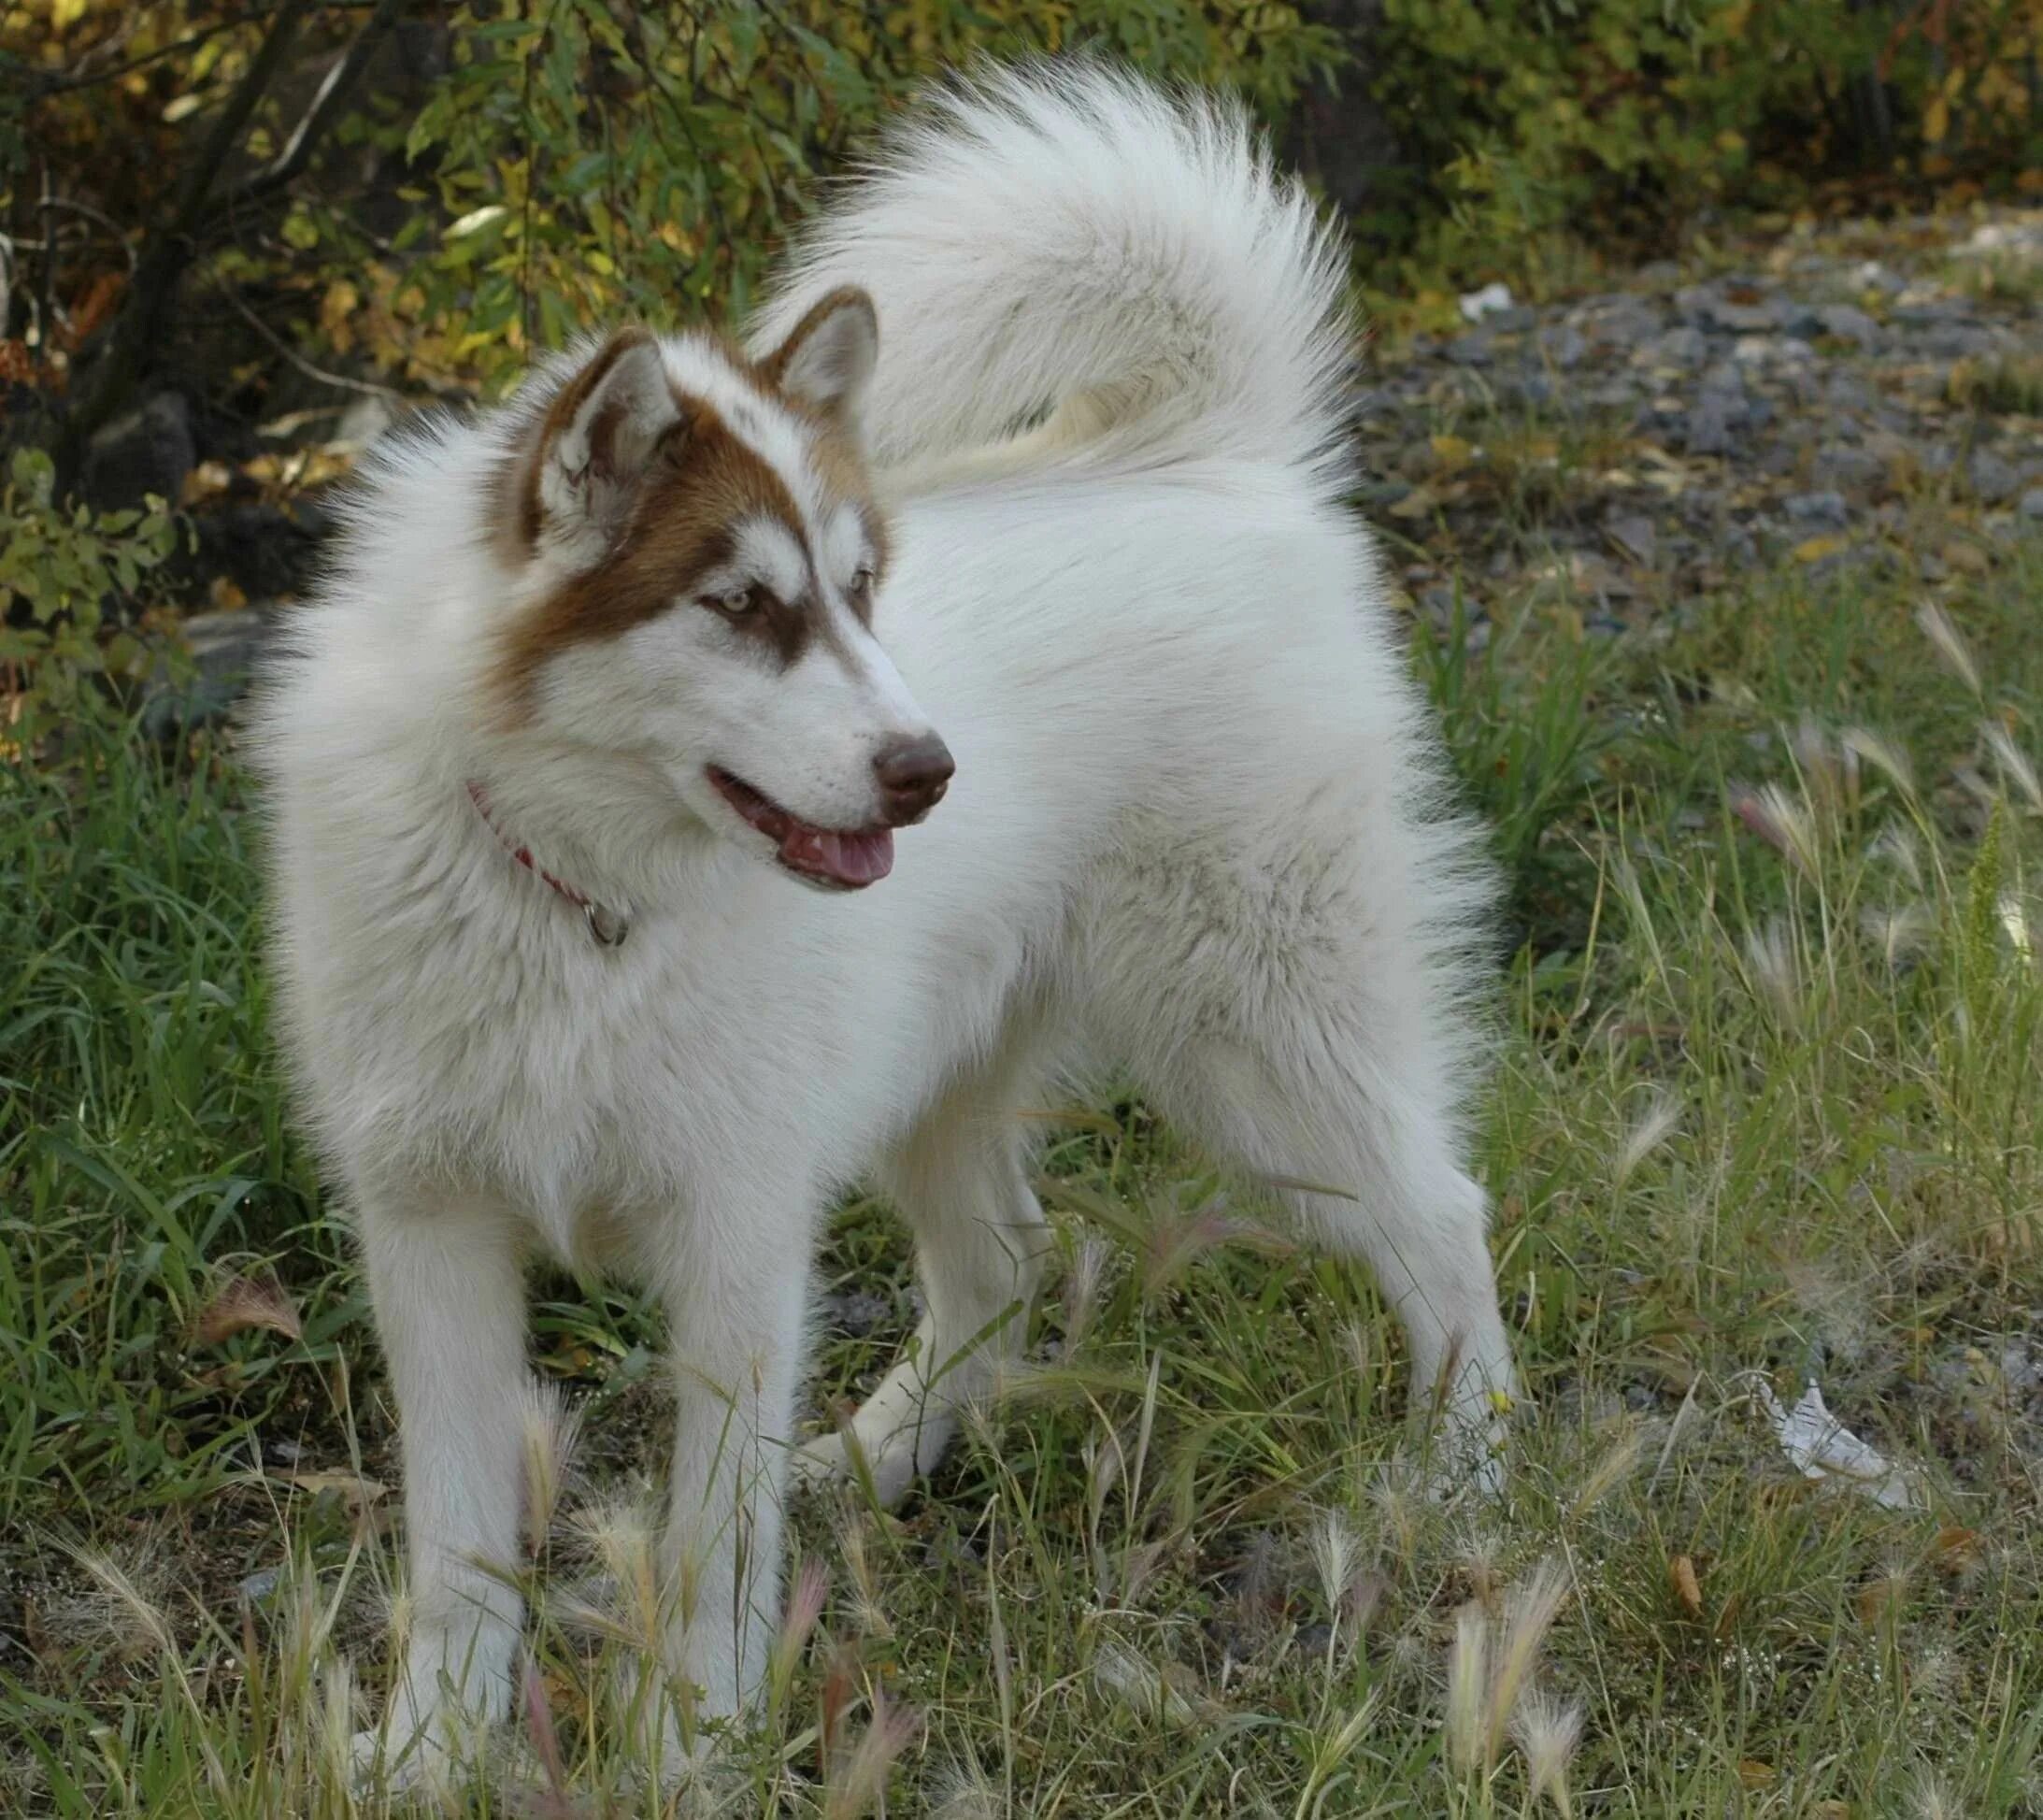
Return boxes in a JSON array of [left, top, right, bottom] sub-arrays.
[[256, 63, 1514, 1784]]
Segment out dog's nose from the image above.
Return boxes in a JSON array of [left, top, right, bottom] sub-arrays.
[[873, 732, 955, 824]]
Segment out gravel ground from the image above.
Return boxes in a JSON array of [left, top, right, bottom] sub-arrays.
[[1350, 209, 2043, 636]]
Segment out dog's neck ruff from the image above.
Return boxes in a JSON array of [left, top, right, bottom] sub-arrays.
[[465, 780, 630, 948]]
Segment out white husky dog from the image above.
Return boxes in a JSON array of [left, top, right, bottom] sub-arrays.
[[256, 64, 1515, 1778]]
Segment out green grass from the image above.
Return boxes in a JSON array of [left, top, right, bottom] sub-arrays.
[[3, 522, 2040, 1816]]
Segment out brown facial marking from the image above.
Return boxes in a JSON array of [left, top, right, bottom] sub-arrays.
[[490, 326, 892, 714], [714, 578, 819, 670]]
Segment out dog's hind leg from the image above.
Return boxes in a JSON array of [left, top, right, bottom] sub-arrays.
[[353, 1196, 530, 1783], [797, 1044, 1052, 1510], [1134, 1002, 1516, 1493]]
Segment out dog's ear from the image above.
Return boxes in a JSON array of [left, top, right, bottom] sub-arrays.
[[761, 287, 878, 426], [521, 328, 686, 563]]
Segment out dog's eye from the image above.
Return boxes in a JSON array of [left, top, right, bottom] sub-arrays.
[[847, 566, 875, 605], [703, 585, 758, 617]]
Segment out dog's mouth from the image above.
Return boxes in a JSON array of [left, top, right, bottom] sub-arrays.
[[707, 767, 894, 890]]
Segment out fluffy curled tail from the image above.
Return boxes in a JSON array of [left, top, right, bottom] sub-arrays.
[[750, 63, 1358, 494]]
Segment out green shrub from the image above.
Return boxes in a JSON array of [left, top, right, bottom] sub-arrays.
[[0, 449, 179, 711], [1365, 0, 2042, 286], [274, 1, 1342, 397]]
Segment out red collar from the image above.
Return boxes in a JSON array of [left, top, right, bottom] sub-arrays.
[[465, 780, 629, 947]]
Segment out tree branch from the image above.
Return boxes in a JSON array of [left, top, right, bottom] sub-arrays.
[[208, 0, 407, 223], [56, 0, 317, 489]]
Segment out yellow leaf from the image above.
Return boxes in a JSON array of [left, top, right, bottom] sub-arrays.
[[320, 280, 361, 355], [1429, 433, 1473, 472], [1923, 96, 1950, 144], [447, 204, 510, 240], [282, 1470, 388, 1516], [1669, 1554, 1704, 1619], [1793, 536, 1846, 563], [1737, 1761, 1776, 1790], [1933, 1526, 1982, 1576]]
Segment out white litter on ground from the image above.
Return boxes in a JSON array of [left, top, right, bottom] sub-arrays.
[[1459, 281, 1515, 323], [1755, 1379, 1923, 1511]]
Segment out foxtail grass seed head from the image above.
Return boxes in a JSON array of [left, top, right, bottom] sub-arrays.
[[1793, 714, 1852, 814], [1569, 1425, 1643, 1517], [1744, 920, 1801, 1024], [1091, 1637, 1194, 1727], [1307, 1508, 1363, 1633], [71, 1548, 176, 1662], [1613, 1093, 1681, 1190], [1916, 600, 1983, 695], [1061, 1235, 1113, 1345], [1980, 720, 2043, 812], [1444, 1600, 1492, 1772], [770, 1557, 830, 1710], [1862, 902, 1936, 966], [1844, 727, 1917, 801], [1912, 1770, 1965, 1820], [928, 1758, 1002, 1820], [1486, 1560, 1569, 1767], [1870, 820, 1925, 888], [521, 1379, 585, 1557], [836, 1512, 893, 1642], [570, 1496, 662, 1649], [1510, 1689, 1583, 1818], [1732, 782, 1820, 878], [824, 1691, 921, 1820]]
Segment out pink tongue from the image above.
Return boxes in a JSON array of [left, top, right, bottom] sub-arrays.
[[780, 824, 894, 886]]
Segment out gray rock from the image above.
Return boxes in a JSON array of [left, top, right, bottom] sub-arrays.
[[238, 1566, 283, 1603], [1715, 302, 1783, 336], [1786, 490, 1850, 528], [2020, 488, 2043, 523], [1645, 325, 1710, 368], [1968, 451, 2020, 504], [1816, 447, 1884, 490], [1817, 304, 1881, 348], [141, 606, 273, 739], [1685, 392, 1740, 455], [1536, 323, 1587, 368], [1920, 324, 1996, 360], [83, 392, 194, 510], [825, 1288, 894, 1338], [1607, 514, 1658, 564]]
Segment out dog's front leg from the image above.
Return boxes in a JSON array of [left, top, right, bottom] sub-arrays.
[[354, 1196, 529, 1784], [622, 1211, 809, 1774]]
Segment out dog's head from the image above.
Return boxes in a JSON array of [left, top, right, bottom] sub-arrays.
[[490, 291, 949, 892]]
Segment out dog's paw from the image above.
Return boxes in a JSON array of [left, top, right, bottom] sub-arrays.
[[793, 1425, 922, 1511], [350, 1722, 449, 1799], [1420, 1397, 1513, 1505]]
